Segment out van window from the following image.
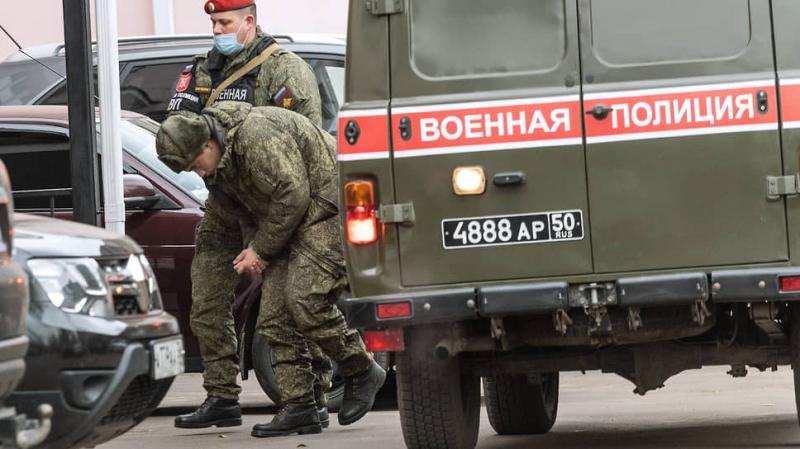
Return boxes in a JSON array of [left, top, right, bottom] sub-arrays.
[[408, 0, 567, 78], [590, 0, 752, 66]]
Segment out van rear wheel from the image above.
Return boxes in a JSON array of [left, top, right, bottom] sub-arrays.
[[791, 306, 800, 427], [396, 327, 480, 449], [484, 372, 559, 435]]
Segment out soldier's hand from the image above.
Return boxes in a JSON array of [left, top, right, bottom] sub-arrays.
[[233, 248, 268, 276]]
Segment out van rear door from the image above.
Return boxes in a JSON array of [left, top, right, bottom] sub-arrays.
[[579, 0, 788, 273], [388, 0, 592, 287]]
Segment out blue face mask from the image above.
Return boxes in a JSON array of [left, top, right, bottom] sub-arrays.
[[214, 19, 248, 56]]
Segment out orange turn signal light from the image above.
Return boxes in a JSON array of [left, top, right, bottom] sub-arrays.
[[345, 181, 377, 245]]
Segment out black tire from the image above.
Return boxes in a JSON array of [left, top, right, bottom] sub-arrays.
[[484, 372, 559, 435], [791, 306, 800, 427], [251, 332, 345, 410], [396, 327, 481, 449]]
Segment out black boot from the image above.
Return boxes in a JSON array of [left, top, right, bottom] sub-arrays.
[[317, 405, 330, 428], [251, 400, 322, 438], [338, 360, 386, 426], [174, 397, 242, 429]]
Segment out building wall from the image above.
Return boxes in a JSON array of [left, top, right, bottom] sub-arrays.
[[0, 0, 348, 61]]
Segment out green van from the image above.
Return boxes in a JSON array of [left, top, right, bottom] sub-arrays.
[[338, 1, 800, 448]]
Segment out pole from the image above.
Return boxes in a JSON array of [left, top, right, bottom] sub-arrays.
[[62, 0, 99, 226], [96, 0, 125, 234]]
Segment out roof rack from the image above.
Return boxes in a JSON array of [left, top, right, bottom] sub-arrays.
[[50, 33, 296, 56]]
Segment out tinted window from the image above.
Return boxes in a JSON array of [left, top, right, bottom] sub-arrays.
[[38, 63, 123, 107], [409, 0, 567, 78], [38, 73, 100, 107], [590, 0, 751, 65], [0, 60, 65, 105], [0, 132, 73, 209], [121, 62, 188, 123], [306, 59, 345, 135]]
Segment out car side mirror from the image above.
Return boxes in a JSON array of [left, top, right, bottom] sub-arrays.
[[123, 174, 161, 210]]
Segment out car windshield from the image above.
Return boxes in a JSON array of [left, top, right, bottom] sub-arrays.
[[119, 117, 208, 204]]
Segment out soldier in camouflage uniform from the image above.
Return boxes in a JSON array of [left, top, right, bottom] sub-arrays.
[[157, 101, 386, 437], [168, 0, 340, 430]]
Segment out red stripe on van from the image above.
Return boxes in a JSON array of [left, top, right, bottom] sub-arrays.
[[391, 98, 582, 157], [585, 82, 777, 142], [337, 113, 389, 158]]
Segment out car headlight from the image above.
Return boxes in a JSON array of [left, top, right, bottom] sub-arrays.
[[136, 254, 162, 309], [28, 258, 115, 319]]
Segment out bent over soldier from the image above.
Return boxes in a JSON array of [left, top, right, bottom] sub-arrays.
[[167, 0, 339, 430], [156, 101, 385, 438]]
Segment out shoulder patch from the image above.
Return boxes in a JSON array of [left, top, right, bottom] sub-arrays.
[[176, 72, 192, 92], [273, 85, 296, 110]]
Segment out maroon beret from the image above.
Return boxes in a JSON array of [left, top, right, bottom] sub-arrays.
[[204, 0, 255, 14]]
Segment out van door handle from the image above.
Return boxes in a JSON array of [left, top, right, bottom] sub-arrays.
[[398, 116, 412, 141], [493, 172, 526, 186], [586, 104, 614, 120]]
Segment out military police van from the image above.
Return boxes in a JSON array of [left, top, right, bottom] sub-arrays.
[[337, 1, 800, 447]]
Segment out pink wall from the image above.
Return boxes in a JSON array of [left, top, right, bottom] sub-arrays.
[[0, 0, 348, 62], [173, 0, 210, 35], [0, 0, 68, 61], [172, 0, 348, 36]]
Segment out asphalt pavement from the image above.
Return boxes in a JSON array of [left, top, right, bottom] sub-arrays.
[[98, 367, 800, 449]]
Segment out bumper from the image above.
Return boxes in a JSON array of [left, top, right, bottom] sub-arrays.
[[0, 335, 27, 401], [342, 267, 800, 329], [6, 339, 177, 449]]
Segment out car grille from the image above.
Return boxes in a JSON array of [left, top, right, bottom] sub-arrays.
[[113, 295, 142, 316], [100, 375, 173, 426], [97, 256, 162, 317]]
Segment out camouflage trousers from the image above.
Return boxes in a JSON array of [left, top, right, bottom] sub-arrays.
[[190, 207, 334, 403], [256, 248, 372, 404]]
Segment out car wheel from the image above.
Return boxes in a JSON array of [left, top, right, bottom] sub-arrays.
[[791, 305, 800, 427], [251, 332, 346, 410], [396, 327, 480, 449], [484, 372, 559, 435]]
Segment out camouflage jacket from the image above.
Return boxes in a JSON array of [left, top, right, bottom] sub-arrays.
[[202, 101, 343, 273], [166, 27, 321, 127]]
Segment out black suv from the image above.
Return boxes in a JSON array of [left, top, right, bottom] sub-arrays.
[[0, 159, 52, 448], [7, 212, 183, 449], [0, 34, 345, 133]]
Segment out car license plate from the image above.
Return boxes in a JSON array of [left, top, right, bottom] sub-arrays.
[[151, 336, 185, 380], [442, 210, 584, 249]]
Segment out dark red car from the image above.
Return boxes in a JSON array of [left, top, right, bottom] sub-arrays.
[[0, 106, 348, 407]]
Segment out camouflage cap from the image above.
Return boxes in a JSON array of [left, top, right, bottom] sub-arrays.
[[156, 114, 211, 174]]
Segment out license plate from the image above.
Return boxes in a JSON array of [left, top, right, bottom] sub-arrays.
[[442, 210, 584, 249], [151, 336, 185, 380]]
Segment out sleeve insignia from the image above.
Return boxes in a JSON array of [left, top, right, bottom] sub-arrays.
[[176, 73, 192, 92], [273, 85, 296, 110]]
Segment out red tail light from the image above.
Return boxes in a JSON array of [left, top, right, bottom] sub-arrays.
[[781, 276, 800, 292], [377, 301, 411, 319], [364, 329, 404, 352], [345, 181, 377, 245]]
